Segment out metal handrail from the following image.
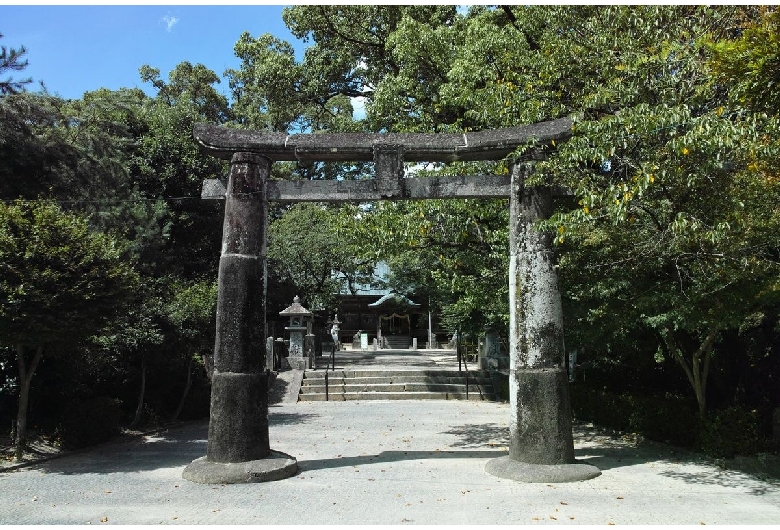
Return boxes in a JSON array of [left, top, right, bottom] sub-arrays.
[[324, 343, 336, 401], [459, 342, 484, 401]]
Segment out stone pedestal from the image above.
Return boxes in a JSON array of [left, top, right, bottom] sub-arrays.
[[486, 161, 599, 483], [479, 328, 509, 371], [183, 152, 296, 484], [286, 327, 308, 370]]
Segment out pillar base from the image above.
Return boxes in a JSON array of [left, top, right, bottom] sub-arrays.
[[183, 451, 297, 484], [485, 455, 601, 483]]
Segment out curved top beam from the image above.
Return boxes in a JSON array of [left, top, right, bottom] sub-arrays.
[[193, 118, 572, 162]]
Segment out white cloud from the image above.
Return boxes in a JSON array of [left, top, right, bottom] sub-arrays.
[[161, 15, 179, 33]]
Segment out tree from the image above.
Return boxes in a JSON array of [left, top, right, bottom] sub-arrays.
[[163, 279, 217, 421], [274, 5, 780, 419], [509, 6, 780, 417], [281, 5, 459, 132], [137, 62, 229, 279], [268, 203, 374, 311], [709, 8, 780, 115], [0, 33, 31, 95], [0, 200, 139, 458]]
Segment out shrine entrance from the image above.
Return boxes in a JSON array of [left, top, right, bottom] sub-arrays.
[[380, 313, 410, 335], [182, 119, 601, 485]]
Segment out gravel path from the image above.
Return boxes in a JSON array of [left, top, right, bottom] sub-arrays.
[[1, 399, 779, 525]]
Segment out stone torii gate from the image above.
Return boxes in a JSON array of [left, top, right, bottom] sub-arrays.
[[182, 118, 601, 484]]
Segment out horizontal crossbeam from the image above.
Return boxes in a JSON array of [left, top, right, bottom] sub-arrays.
[[202, 175, 571, 202], [193, 118, 572, 162]]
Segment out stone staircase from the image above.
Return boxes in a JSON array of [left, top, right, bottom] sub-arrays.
[[382, 335, 411, 349], [298, 368, 496, 402]]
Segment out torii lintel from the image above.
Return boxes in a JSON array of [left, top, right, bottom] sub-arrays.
[[192, 117, 572, 163], [197, 118, 573, 201]]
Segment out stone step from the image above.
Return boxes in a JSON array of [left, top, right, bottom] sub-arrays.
[[305, 369, 490, 380], [299, 382, 495, 394], [298, 367, 497, 403], [301, 375, 492, 386], [298, 391, 495, 402], [383, 335, 411, 349]]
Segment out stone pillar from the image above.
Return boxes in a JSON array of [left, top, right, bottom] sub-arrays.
[[305, 333, 316, 369], [486, 161, 599, 483], [183, 152, 296, 484], [266, 337, 275, 372]]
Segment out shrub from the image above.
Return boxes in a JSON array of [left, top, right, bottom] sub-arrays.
[[570, 385, 700, 447], [700, 406, 765, 458], [57, 397, 123, 449]]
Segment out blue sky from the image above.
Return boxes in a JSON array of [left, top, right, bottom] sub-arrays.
[[0, 5, 306, 100]]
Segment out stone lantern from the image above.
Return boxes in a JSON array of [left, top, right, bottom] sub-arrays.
[[280, 296, 313, 370]]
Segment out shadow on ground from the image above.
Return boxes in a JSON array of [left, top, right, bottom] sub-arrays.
[[441, 423, 509, 449], [297, 449, 503, 473], [28, 409, 319, 476]]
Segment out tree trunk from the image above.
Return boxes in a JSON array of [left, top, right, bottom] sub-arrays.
[[171, 356, 193, 423], [130, 356, 146, 429], [661, 327, 718, 419], [15, 344, 43, 461]]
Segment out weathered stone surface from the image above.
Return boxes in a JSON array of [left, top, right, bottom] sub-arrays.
[[205, 175, 573, 202], [201, 178, 227, 199], [214, 255, 264, 373], [221, 153, 268, 256], [206, 371, 270, 463], [509, 162, 565, 371], [508, 367, 574, 464], [184, 150, 278, 484], [183, 451, 297, 484], [485, 456, 601, 483], [505, 161, 584, 473], [269, 174, 512, 202], [774, 408, 780, 441], [193, 118, 572, 162]]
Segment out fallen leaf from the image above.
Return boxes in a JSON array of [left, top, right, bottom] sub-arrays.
[[550, 516, 557, 520], [616, 496, 624, 500], [560, 501, 568, 505], [100, 517, 108, 523]]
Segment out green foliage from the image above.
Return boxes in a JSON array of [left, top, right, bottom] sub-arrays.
[[571, 386, 701, 448], [0, 33, 31, 95], [709, 8, 780, 114], [700, 406, 767, 458], [137, 63, 228, 279], [226, 33, 304, 131], [0, 199, 139, 349], [56, 397, 122, 449], [268, 203, 374, 310]]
